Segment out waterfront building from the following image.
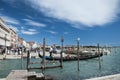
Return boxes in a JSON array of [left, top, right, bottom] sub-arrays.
[[9, 27, 18, 49], [0, 17, 10, 53], [18, 37, 24, 48], [26, 42, 30, 49], [23, 40, 27, 48]]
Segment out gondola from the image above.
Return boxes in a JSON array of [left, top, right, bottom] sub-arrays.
[[39, 53, 103, 61]]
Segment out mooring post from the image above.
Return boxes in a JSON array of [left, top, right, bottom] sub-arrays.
[[21, 47, 23, 70], [60, 36, 64, 68], [42, 38, 46, 74], [77, 38, 80, 71], [98, 43, 101, 70], [27, 50, 30, 71]]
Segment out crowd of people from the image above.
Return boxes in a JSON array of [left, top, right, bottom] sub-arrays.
[[0, 47, 26, 55]]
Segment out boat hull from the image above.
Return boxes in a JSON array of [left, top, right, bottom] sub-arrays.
[[39, 53, 103, 61]]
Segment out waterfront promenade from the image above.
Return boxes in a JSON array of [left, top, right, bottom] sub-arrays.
[[85, 74, 120, 80], [0, 72, 120, 80], [0, 52, 39, 60], [0, 51, 68, 60]]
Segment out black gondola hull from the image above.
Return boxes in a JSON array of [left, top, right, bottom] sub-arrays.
[[39, 53, 103, 61]]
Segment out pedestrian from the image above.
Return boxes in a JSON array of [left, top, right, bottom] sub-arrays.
[[49, 46, 53, 57]]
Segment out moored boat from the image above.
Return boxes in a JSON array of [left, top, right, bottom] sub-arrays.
[[39, 52, 103, 61]]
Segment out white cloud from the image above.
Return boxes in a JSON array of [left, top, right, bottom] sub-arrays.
[[47, 30, 57, 34], [26, 15, 33, 19], [21, 27, 38, 35], [23, 18, 46, 27], [21, 30, 38, 35], [27, 0, 120, 28], [21, 27, 24, 29], [28, 29, 36, 32], [0, 15, 20, 25]]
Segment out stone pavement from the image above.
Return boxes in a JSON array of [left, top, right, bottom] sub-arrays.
[[0, 52, 39, 60], [85, 74, 120, 80]]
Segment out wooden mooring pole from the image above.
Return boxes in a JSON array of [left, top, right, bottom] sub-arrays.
[[77, 38, 80, 71], [42, 38, 46, 74], [60, 37, 64, 68], [98, 43, 101, 71], [21, 48, 23, 69], [27, 50, 30, 71]]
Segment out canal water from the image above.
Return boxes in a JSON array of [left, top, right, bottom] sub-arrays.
[[0, 48, 120, 80]]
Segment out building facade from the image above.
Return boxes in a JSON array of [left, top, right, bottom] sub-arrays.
[[9, 28, 18, 49], [0, 18, 11, 53], [0, 18, 10, 48], [18, 37, 24, 48]]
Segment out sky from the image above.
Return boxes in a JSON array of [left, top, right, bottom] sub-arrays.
[[0, 0, 120, 46]]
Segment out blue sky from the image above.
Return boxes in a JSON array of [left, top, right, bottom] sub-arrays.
[[0, 0, 120, 46]]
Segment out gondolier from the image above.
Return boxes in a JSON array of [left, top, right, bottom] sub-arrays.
[[49, 46, 53, 57]]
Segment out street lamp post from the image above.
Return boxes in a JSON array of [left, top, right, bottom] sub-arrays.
[[77, 37, 80, 71], [60, 36, 64, 68]]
